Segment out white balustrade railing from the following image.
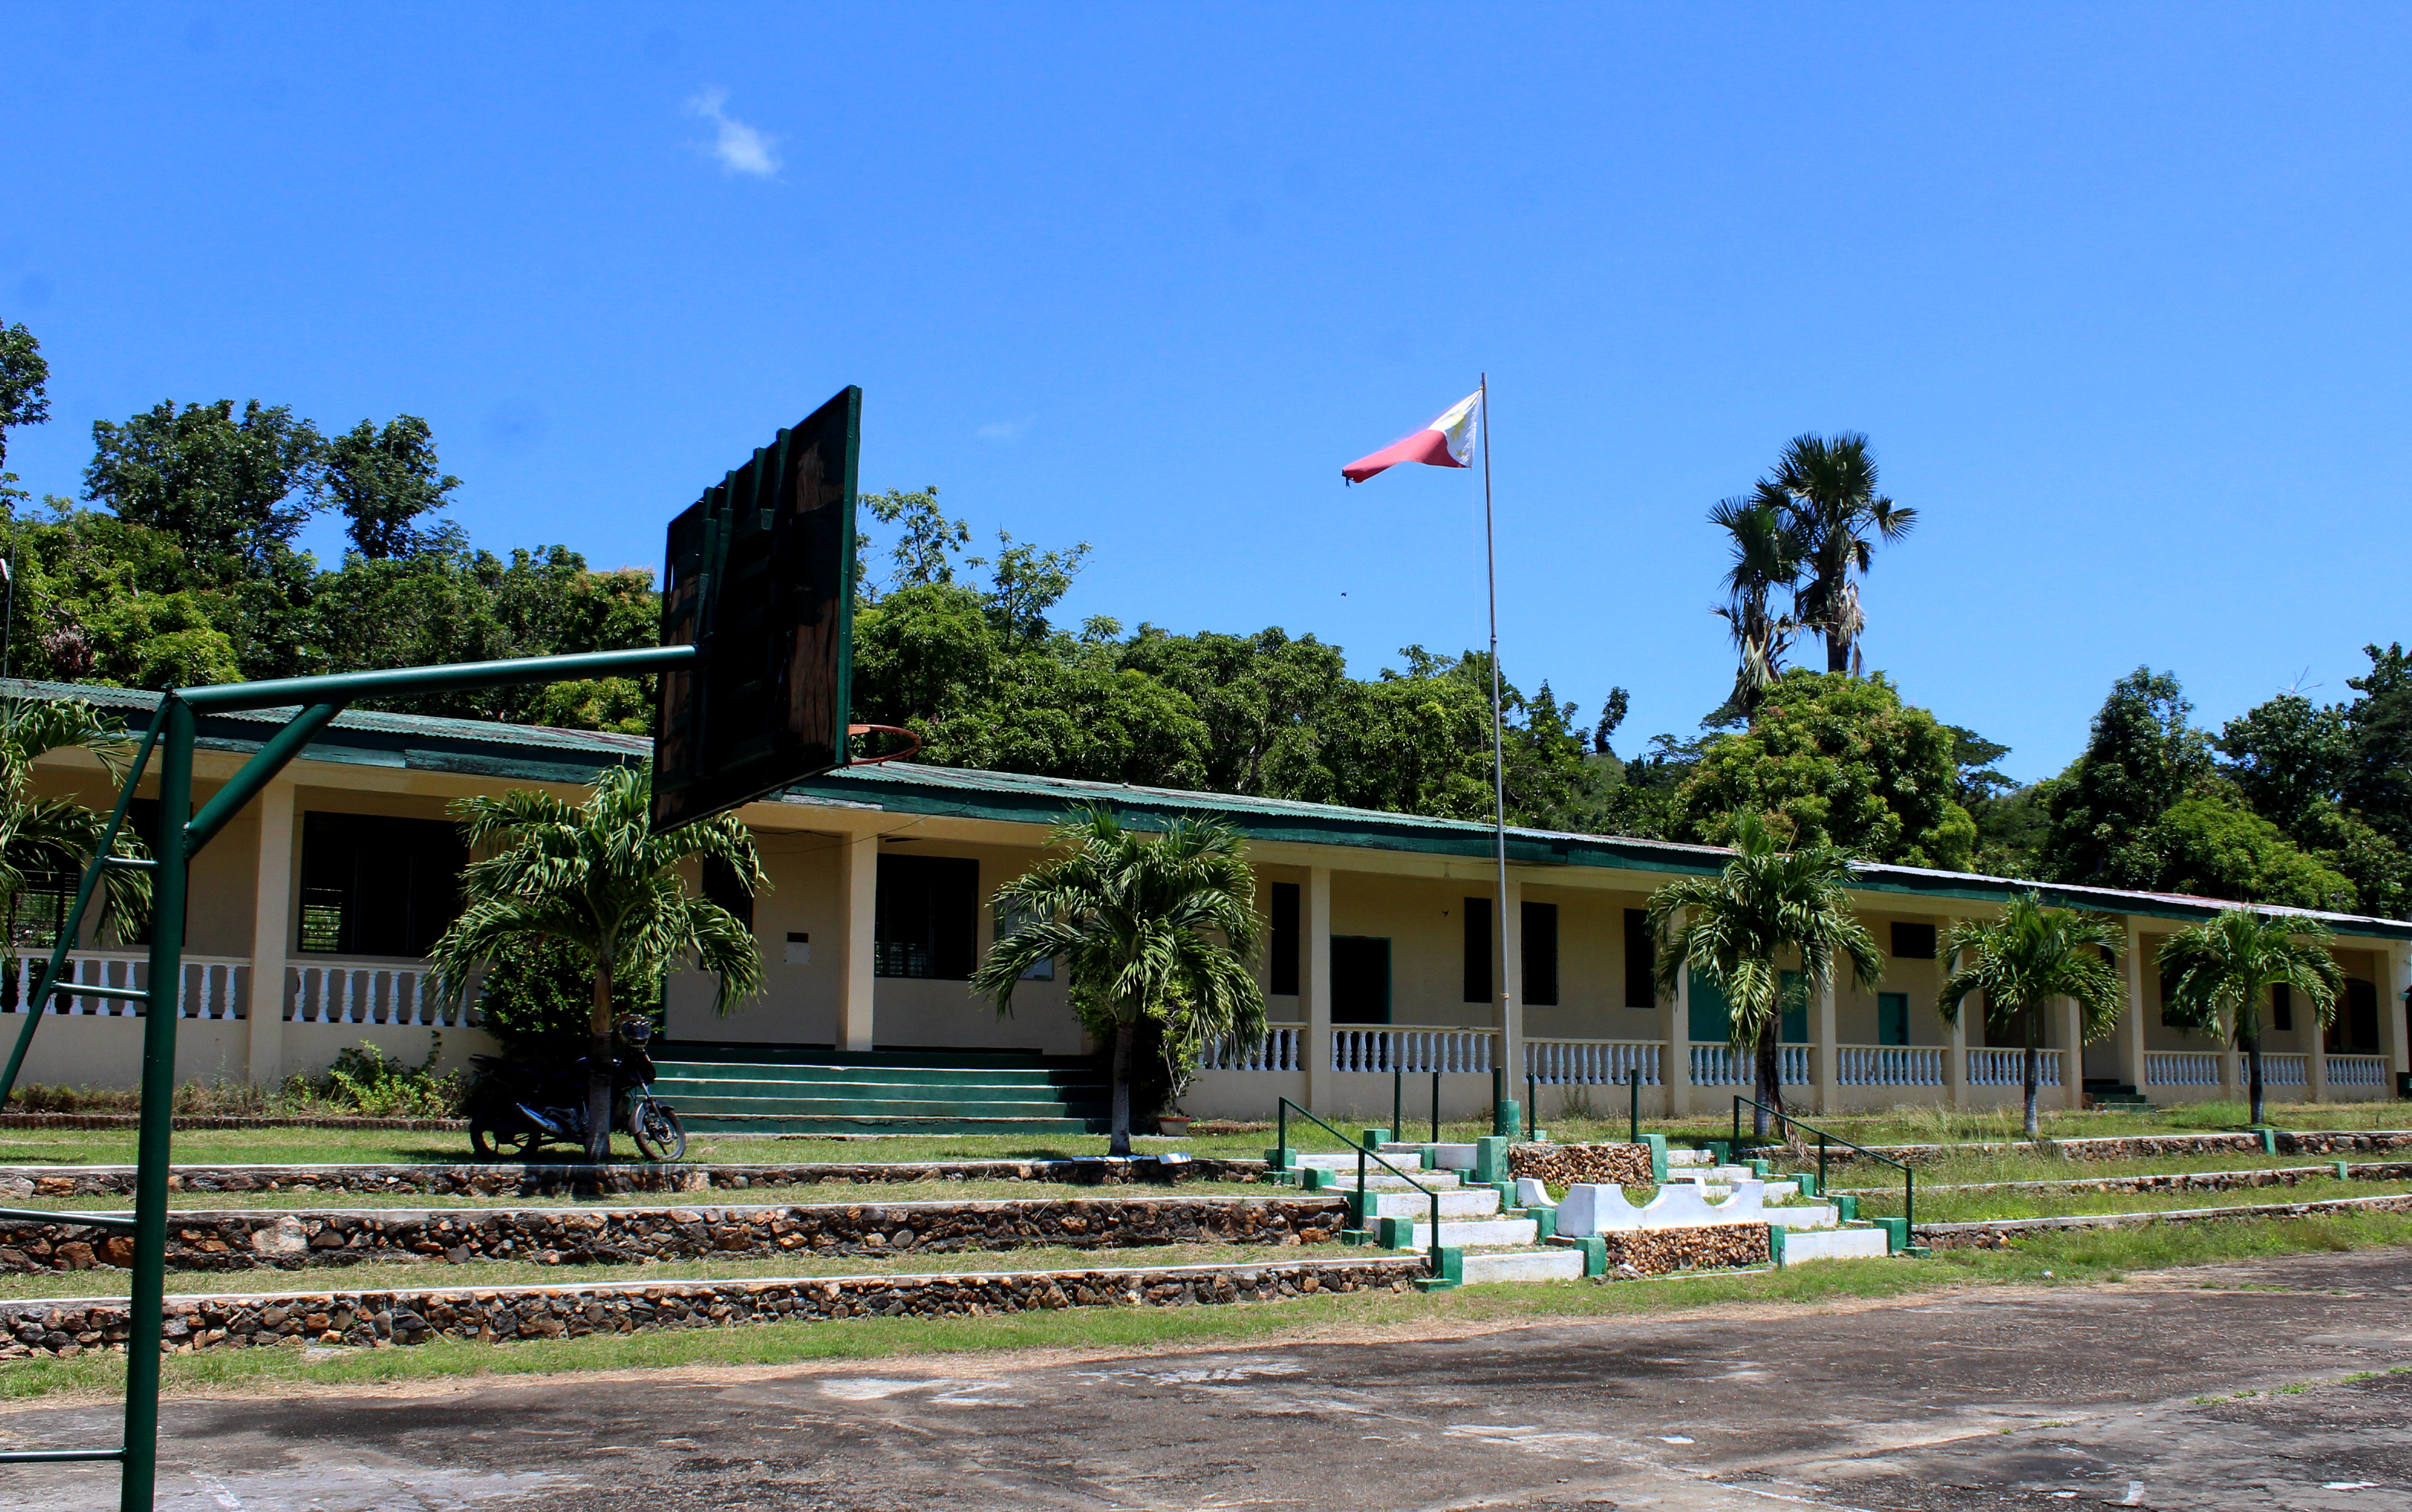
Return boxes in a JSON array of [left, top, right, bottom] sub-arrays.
[[1834, 1044, 1945, 1087], [1331, 1027, 1494, 1074], [2329, 1054, 2389, 1088], [1687, 1043, 1811, 1087], [287, 962, 474, 1027], [1525, 1038, 1661, 1086], [1199, 1023, 1305, 1073], [2145, 1051, 2221, 1087], [1966, 1047, 2063, 1087], [2259, 1053, 2307, 1088], [0, 951, 249, 1019]]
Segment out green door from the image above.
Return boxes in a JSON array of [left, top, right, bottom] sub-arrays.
[[1878, 992, 1910, 1046], [1687, 969, 1729, 1042], [1778, 970, 1809, 1044]]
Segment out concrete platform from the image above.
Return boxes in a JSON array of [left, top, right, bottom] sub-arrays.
[[1781, 1225, 1892, 1263], [1459, 1247, 1587, 1284]]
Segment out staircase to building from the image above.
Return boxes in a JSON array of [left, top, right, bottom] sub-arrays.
[[650, 1045, 1113, 1135], [2083, 1077, 2153, 1110]]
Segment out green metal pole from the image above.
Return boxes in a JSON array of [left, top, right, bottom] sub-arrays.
[[1628, 1066, 1639, 1143], [121, 696, 190, 1512], [1392, 1062, 1401, 1145], [1429, 1070, 1439, 1142]]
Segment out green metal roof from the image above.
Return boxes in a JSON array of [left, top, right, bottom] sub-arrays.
[[16, 679, 2409, 941]]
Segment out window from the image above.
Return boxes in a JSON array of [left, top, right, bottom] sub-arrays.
[[874, 853, 978, 979], [2159, 968, 2189, 1028], [298, 812, 466, 957], [2272, 984, 2293, 1033], [702, 856, 755, 934], [1625, 908, 1654, 1008], [1521, 901, 1559, 1007], [2330, 979, 2380, 1054], [1778, 969, 1808, 1044], [1878, 992, 1910, 1046], [1891, 922, 1937, 960], [1332, 937, 1390, 1024], [1462, 898, 1490, 1005], [996, 899, 1054, 981], [1268, 882, 1299, 996], [7, 872, 73, 955]]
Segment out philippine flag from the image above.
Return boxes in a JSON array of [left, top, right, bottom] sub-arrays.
[[1341, 389, 1481, 484]]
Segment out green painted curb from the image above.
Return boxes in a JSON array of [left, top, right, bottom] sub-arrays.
[[1572, 1234, 1607, 1277], [1472, 1136, 1511, 1185], [2335, 1160, 2352, 1181], [1530, 1206, 1557, 1240], [1767, 1224, 1787, 1268], [1833, 1193, 1859, 1223], [1641, 1132, 1668, 1185], [1872, 1216, 1909, 1254], [1376, 1214, 1413, 1249], [1790, 1171, 1819, 1198], [1339, 1228, 1372, 1247], [1360, 1128, 1390, 1151], [1263, 1147, 1296, 1170]]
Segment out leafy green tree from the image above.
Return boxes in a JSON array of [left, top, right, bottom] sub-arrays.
[[1706, 485, 1802, 716], [1765, 433, 1915, 674], [1648, 813, 1884, 1136], [2127, 794, 2356, 911], [859, 485, 970, 592], [973, 807, 1265, 1156], [2041, 669, 2215, 885], [1938, 894, 2124, 1138], [2158, 909, 2344, 1126], [325, 415, 460, 559], [0, 322, 49, 500], [1673, 670, 1977, 868], [1116, 626, 1347, 795], [84, 400, 324, 582], [429, 764, 763, 1161], [0, 699, 153, 982]]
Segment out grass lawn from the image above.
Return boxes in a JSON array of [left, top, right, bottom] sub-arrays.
[[1815, 1148, 2398, 1191], [2, 1212, 2406, 1402], [1850, 1175, 2412, 1224]]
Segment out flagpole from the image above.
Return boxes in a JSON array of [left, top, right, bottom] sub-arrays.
[[1478, 373, 1514, 1136]]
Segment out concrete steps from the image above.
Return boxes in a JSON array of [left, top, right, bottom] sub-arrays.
[[1358, 1188, 1501, 1220], [650, 1047, 1111, 1135], [1460, 1247, 1587, 1284], [1779, 1227, 1892, 1263], [1404, 1217, 1538, 1249]]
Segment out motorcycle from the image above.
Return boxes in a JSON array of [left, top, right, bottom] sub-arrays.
[[466, 1016, 686, 1162]]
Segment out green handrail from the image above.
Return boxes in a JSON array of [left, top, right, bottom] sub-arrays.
[[1276, 1097, 1453, 1287], [1730, 1095, 1915, 1234]]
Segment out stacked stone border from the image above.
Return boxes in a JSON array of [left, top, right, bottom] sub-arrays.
[[0, 1156, 1269, 1201], [1755, 1129, 2412, 1165], [1915, 1190, 2412, 1249], [0, 1256, 1429, 1359], [0, 1195, 1352, 1276], [1837, 1161, 2412, 1200], [1506, 1142, 1653, 1186]]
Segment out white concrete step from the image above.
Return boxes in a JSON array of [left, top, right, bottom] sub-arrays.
[[1293, 1169, 1466, 1192], [1461, 1247, 1588, 1284], [1782, 1225, 1892, 1263], [1360, 1188, 1501, 1220], [1665, 1148, 1714, 1167], [1409, 1217, 1538, 1248], [1765, 1204, 1839, 1230]]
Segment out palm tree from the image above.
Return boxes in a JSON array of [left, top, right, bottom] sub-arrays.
[[0, 698, 152, 1018], [2158, 909, 2343, 1128], [1767, 433, 1915, 674], [1648, 812, 1882, 1139], [1707, 484, 1804, 717], [974, 806, 1265, 1157], [1938, 894, 2124, 1139], [429, 763, 763, 1161]]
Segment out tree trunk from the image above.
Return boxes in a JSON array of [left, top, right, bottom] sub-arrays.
[[2021, 1025, 2040, 1142], [1826, 632, 1850, 675], [1754, 1017, 1784, 1141], [585, 966, 615, 1164], [1107, 1016, 1134, 1158], [2247, 1031, 2266, 1129]]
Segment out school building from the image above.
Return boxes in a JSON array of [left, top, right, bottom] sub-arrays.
[[8, 678, 2408, 1127]]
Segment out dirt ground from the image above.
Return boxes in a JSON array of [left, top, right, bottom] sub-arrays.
[[6, 1246, 2412, 1511]]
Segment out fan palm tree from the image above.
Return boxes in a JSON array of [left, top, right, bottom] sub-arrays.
[[1938, 894, 2124, 1139], [1767, 433, 1915, 674], [429, 763, 763, 1161], [1648, 813, 1883, 1139], [974, 806, 1265, 1157], [1707, 485, 1804, 717], [2158, 909, 2343, 1128], [0, 697, 152, 1013]]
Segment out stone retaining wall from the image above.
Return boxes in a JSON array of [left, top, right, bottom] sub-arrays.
[[0, 1256, 1428, 1359], [0, 1195, 1352, 1275], [1840, 1162, 2412, 1199], [1507, 1142, 1652, 1186], [0, 1156, 1269, 1201], [1774, 1130, 2412, 1165], [1915, 1191, 2412, 1250], [1598, 1222, 1768, 1273]]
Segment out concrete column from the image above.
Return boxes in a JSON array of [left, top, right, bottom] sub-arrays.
[[1301, 865, 1333, 1114], [243, 776, 298, 1086], [1812, 966, 1840, 1116], [837, 833, 878, 1052], [2059, 995, 2086, 1110], [1940, 917, 1969, 1109], [1660, 923, 1690, 1119], [2121, 921, 2150, 1101], [1498, 874, 1523, 1121], [2381, 941, 2410, 1085]]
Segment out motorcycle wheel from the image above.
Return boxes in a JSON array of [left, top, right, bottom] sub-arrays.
[[631, 1101, 686, 1162], [469, 1110, 543, 1162]]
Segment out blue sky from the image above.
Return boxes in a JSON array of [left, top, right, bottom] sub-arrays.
[[7, 5, 2410, 782]]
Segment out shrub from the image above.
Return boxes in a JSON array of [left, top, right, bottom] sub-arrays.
[[475, 936, 632, 1059], [318, 1038, 465, 1117]]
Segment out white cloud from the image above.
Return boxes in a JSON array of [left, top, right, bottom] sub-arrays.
[[687, 87, 780, 178], [977, 416, 1035, 442]]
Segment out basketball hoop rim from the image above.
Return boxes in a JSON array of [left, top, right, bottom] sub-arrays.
[[846, 723, 922, 766]]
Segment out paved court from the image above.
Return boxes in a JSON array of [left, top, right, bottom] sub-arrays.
[[6, 1246, 2412, 1510]]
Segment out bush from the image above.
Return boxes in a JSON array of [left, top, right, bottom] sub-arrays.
[[316, 1038, 464, 1117], [476, 936, 621, 1059]]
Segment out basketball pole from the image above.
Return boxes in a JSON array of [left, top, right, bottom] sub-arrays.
[[1478, 374, 1515, 1138]]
